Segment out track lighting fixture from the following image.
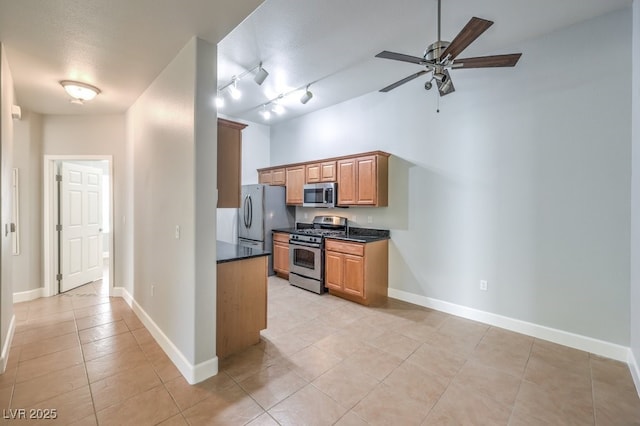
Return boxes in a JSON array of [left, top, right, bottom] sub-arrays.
[[217, 61, 270, 104], [260, 104, 272, 120], [229, 78, 242, 100], [215, 90, 225, 108], [254, 63, 269, 85], [300, 85, 313, 104]]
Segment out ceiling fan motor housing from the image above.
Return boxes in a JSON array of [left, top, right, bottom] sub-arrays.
[[424, 41, 450, 61]]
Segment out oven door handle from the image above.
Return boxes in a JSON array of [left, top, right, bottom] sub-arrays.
[[289, 240, 322, 249]]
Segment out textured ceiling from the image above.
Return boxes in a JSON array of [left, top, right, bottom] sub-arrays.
[[0, 0, 632, 120], [0, 0, 263, 114]]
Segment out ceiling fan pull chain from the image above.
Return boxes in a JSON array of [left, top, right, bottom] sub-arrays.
[[436, 95, 440, 113]]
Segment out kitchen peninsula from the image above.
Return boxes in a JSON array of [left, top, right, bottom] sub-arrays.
[[216, 241, 269, 358]]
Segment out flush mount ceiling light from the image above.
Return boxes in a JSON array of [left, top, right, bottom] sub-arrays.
[[60, 80, 101, 104]]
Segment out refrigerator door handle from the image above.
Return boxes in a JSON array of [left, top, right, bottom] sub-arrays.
[[243, 195, 250, 228], [248, 196, 253, 228]]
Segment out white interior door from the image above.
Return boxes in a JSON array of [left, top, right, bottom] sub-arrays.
[[60, 162, 103, 292]]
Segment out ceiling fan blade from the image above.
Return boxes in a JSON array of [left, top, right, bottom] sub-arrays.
[[439, 17, 493, 62], [436, 70, 455, 96], [375, 50, 426, 65], [379, 70, 429, 92], [453, 53, 522, 69]]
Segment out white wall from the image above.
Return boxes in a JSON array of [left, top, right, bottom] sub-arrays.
[[271, 9, 632, 346], [629, 0, 640, 391], [216, 116, 271, 243], [128, 39, 197, 365], [0, 44, 16, 370], [41, 114, 126, 289], [126, 37, 218, 376], [12, 111, 43, 293]]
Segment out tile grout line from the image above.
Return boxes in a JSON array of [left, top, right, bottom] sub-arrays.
[[504, 339, 534, 425], [73, 295, 101, 426]]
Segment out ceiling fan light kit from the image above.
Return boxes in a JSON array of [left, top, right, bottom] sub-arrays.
[[375, 0, 522, 99]]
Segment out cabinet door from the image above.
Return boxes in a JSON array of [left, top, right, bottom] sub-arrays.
[[258, 170, 272, 185], [285, 166, 305, 205], [217, 119, 246, 208], [337, 159, 356, 205], [273, 241, 290, 274], [272, 168, 286, 185], [324, 251, 344, 291], [306, 163, 321, 183], [356, 155, 377, 205], [343, 254, 365, 297], [320, 161, 337, 182]]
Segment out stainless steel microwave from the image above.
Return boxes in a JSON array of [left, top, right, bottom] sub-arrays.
[[303, 182, 337, 208]]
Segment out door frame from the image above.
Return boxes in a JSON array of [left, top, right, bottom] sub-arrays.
[[43, 155, 114, 297]]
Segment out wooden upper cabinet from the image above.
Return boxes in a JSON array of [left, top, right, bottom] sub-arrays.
[[306, 161, 337, 183], [257, 151, 389, 206], [337, 154, 388, 206], [258, 168, 286, 186], [337, 159, 357, 205], [285, 166, 305, 205], [217, 118, 247, 208], [272, 168, 286, 185], [258, 170, 272, 185]]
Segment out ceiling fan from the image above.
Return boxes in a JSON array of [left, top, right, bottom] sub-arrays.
[[375, 0, 522, 96]]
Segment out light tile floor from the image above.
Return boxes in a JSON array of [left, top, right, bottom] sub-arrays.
[[1, 275, 639, 425]]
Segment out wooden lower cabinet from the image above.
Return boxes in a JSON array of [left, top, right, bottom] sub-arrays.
[[272, 232, 290, 277], [324, 239, 388, 306], [216, 256, 267, 358]]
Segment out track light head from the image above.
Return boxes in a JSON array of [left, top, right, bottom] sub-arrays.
[[254, 63, 269, 85], [300, 85, 313, 104], [229, 78, 241, 100]]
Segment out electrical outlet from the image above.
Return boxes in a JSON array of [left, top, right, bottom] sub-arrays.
[[304, 212, 308, 219], [175, 225, 180, 239], [367, 216, 373, 224], [479, 280, 488, 291]]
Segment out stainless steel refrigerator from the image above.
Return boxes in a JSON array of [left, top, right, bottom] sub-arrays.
[[238, 184, 294, 275]]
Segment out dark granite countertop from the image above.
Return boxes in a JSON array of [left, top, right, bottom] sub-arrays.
[[271, 227, 390, 243], [216, 240, 270, 264]]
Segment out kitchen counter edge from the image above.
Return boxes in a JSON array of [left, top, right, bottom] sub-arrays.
[[272, 228, 390, 243], [217, 240, 270, 264]]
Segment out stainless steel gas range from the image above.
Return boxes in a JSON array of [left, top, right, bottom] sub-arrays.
[[288, 216, 348, 294]]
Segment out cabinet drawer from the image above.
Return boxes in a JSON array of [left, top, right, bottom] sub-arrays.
[[273, 232, 289, 243], [325, 240, 364, 256]]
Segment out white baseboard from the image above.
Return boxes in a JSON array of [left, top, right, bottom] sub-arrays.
[[112, 286, 133, 306], [13, 288, 44, 303], [388, 288, 630, 362], [629, 349, 640, 399], [1, 315, 16, 373], [114, 287, 218, 384]]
